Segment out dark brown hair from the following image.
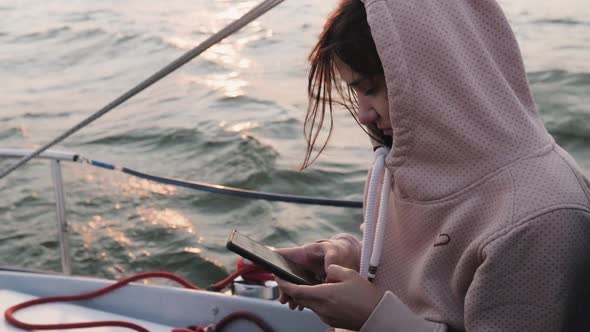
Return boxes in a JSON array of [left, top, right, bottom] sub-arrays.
[[301, 0, 386, 170]]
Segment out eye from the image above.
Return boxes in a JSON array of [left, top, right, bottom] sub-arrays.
[[363, 80, 381, 96], [364, 87, 376, 96]]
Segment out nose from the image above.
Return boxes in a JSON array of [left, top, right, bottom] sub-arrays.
[[357, 94, 378, 126]]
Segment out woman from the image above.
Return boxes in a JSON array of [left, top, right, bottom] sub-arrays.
[[276, 0, 590, 331]]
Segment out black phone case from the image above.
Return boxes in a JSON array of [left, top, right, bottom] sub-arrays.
[[226, 232, 316, 285]]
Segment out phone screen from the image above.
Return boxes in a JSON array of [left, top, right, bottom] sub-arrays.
[[227, 230, 321, 285]]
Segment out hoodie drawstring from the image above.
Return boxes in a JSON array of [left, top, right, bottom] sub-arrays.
[[360, 147, 391, 282]]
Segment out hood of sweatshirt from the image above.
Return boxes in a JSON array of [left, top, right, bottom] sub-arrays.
[[360, 0, 554, 202]]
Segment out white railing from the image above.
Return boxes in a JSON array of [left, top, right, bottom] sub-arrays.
[[1, 149, 77, 275]]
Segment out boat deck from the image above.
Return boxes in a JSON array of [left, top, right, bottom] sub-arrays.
[[0, 271, 328, 332], [1, 289, 174, 331]]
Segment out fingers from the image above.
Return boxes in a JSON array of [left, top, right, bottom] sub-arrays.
[[274, 246, 306, 263], [289, 300, 305, 311], [276, 278, 322, 305], [325, 264, 357, 283], [276, 278, 299, 296], [323, 246, 340, 273], [279, 292, 290, 304], [275, 242, 331, 276], [279, 291, 298, 310], [277, 279, 307, 311]]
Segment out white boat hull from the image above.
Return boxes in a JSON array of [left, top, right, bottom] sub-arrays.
[[0, 271, 328, 332]]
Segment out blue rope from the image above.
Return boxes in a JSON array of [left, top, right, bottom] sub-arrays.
[[91, 160, 116, 170]]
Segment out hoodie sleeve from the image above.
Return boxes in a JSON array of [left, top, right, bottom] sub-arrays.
[[465, 208, 590, 331], [360, 292, 447, 332]]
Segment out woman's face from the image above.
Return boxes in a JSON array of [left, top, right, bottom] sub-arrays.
[[334, 57, 392, 137]]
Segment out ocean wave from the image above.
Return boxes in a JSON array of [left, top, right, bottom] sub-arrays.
[[78, 125, 278, 159], [10, 193, 50, 209], [216, 94, 278, 106], [0, 233, 32, 243], [114, 33, 140, 45], [531, 69, 590, 142], [11, 26, 71, 43], [60, 27, 108, 42], [22, 112, 72, 119], [529, 70, 590, 86], [160, 34, 208, 51], [141, 34, 208, 52], [0, 127, 25, 139], [80, 127, 202, 146], [532, 18, 590, 26], [64, 9, 119, 23], [193, 132, 280, 186], [548, 115, 590, 141]]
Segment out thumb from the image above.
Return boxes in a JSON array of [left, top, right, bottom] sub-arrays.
[[323, 246, 340, 273], [325, 264, 357, 283]]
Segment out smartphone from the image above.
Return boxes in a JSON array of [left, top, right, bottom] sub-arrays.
[[226, 229, 322, 285]]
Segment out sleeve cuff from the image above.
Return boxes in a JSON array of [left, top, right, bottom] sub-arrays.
[[360, 292, 447, 332]]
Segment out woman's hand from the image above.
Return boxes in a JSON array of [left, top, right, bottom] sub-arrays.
[[275, 238, 360, 278], [276, 264, 384, 331], [275, 238, 361, 310]]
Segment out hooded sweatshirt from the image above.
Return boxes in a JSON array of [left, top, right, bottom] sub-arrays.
[[331, 0, 590, 331]]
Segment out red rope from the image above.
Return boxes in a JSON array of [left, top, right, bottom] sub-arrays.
[[4, 272, 198, 331], [208, 259, 274, 291], [5, 264, 275, 332], [171, 312, 274, 332], [216, 312, 274, 332]]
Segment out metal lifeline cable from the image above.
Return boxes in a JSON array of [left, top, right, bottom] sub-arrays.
[[83, 157, 362, 208], [0, 149, 364, 208], [0, 0, 284, 180]]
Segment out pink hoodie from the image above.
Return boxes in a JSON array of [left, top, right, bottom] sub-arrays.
[[333, 0, 590, 331]]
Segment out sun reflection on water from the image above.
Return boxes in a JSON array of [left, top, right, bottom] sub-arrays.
[[220, 120, 259, 133], [123, 177, 177, 197], [183, 247, 202, 255], [135, 207, 195, 234], [75, 215, 135, 268], [190, 71, 247, 98]]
